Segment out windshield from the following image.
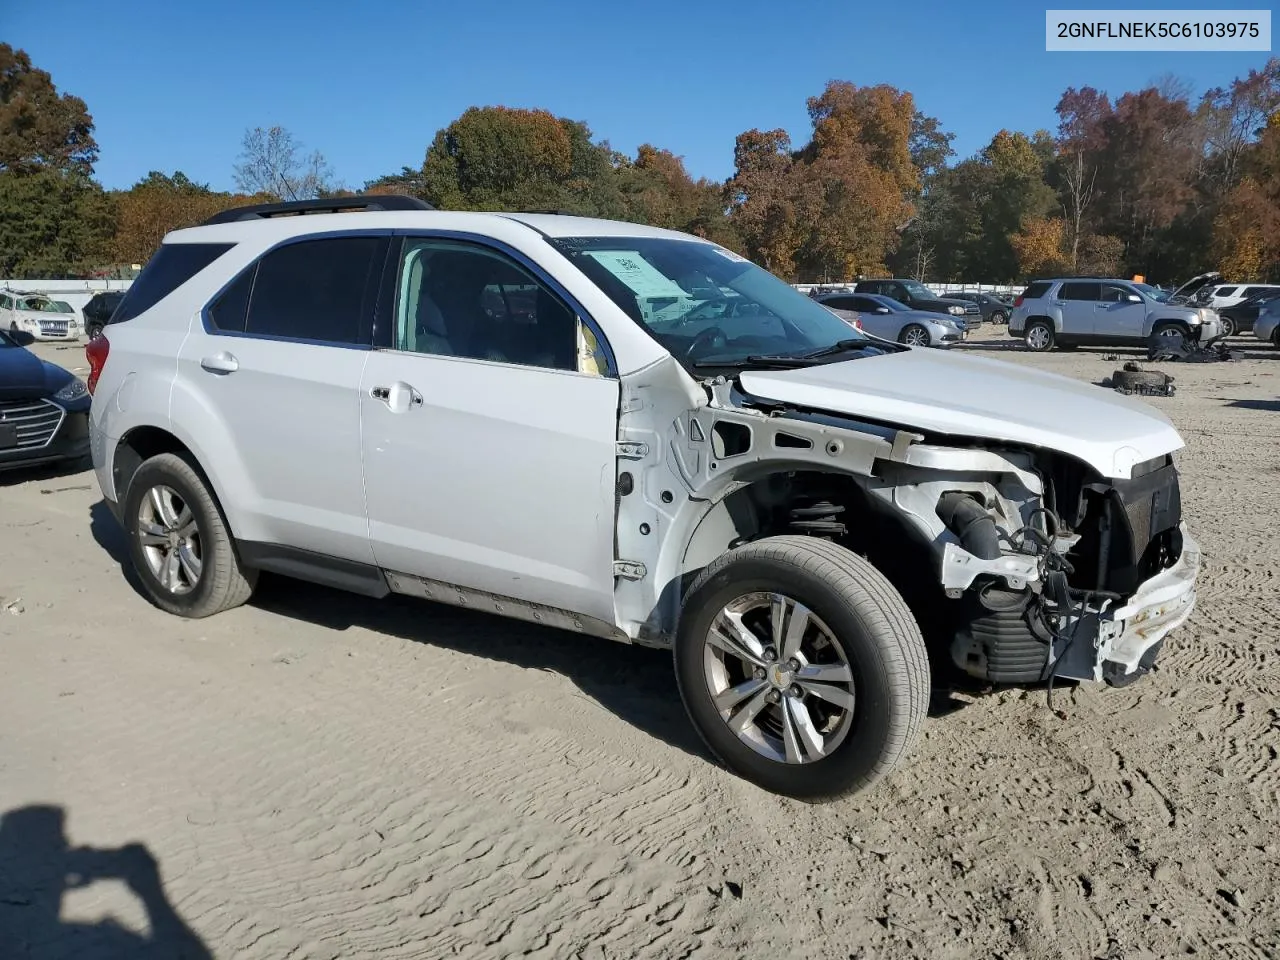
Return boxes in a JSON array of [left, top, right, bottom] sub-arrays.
[[549, 237, 880, 368], [900, 280, 936, 300], [1133, 283, 1169, 302], [17, 296, 62, 313], [51, 300, 74, 313]]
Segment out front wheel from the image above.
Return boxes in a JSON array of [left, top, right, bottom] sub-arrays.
[[1219, 316, 1236, 337], [992, 311, 1007, 325], [674, 536, 929, 802], [899, 323, 931, 347], [1025, 320, 1055, 351], [123, 452, 257, 618]]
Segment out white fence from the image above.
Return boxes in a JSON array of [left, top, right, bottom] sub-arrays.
[[0, 278, 135, 314], [795, 281, 1025, 297]]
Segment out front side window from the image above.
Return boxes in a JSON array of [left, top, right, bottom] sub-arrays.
[[243, 236, 381, 344], [549, 237, 888, 370], [1099, 283, 1134, 303], [899, 280, 936, 300], [391, 238, 599, 374]]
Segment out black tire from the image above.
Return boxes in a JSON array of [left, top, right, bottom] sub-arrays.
[[1273, 327, 1280, 348], [1219, 316, 1236, 337], [898, 323, 931, 347], [122, 452, 257, 618], [992, 311, 1007, 325], [1025, 320, 1055, 352], [674, 535, 929, 802], [1111, 368, 1171, 391], [86, 322, 104, 341]]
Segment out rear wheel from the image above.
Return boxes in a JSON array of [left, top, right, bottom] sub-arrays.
[[899, 323, 930, 347], [123, 452, 257, 618], [1025, 320, 1054, 351], [992, 311, 1007, 325], [1219, 316, 1236, 337], [674, 536, 929, 802]]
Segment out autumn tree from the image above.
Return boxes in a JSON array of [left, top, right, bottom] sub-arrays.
[[0, 43, 98, 176], [726, 129, 802, 274], [1054, 86, 1112, 270], [233, 126, 335, 201], [1011, 217, 1068, 276], [111, 171, 271, 264]]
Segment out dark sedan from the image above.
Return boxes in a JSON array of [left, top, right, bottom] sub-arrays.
[[1218, 289, 1280, 337], [0, 329, 91, 473], [947, 291, 1011, 324]]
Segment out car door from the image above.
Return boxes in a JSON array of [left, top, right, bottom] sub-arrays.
[[358, 234, 621, 624], [1052, 281, 1101, 337], [1093, 282, 1148, 341], [175, 233, 387, 564]]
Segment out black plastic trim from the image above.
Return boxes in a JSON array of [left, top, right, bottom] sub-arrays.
[[236, 542, 391, 598], [202, 194, 434, 225]]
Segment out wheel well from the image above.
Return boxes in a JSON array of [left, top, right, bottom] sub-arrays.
[[1153, 319, 1191, 333], [113, 427, 197, 507], [681, 470, 954, 668], [1025, 315, 1053, 328]]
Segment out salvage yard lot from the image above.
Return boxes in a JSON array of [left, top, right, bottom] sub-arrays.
[[2, 328, 1278, 959]]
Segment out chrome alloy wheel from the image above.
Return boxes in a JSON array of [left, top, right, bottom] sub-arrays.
[[137, 484, 202, 595], [1026, 324, 1052, 350], [702, 592, 856, 764]]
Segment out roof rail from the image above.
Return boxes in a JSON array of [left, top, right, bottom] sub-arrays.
[[515, 209, 579, 216], [202, 194, 434, 226]]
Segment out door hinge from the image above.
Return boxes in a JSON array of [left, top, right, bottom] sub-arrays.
[[616, 441, 649, 459], [613, 560, 647, 580]]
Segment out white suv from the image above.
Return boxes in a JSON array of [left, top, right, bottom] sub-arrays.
[[86, 196, 1203, 801]]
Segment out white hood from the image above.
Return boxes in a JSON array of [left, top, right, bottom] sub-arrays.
[[737, 349, 1184, 479]]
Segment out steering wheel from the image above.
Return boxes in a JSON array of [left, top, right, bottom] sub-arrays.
[[685, 326, 729, 360]]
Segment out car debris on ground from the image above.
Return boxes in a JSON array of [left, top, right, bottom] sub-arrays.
[[1146, 330, 1237, 363]]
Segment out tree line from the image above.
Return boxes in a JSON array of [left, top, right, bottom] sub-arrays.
[[1, 41, 1278, 284]]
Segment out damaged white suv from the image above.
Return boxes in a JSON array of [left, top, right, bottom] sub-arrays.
[[85, 196, 1201, 801]]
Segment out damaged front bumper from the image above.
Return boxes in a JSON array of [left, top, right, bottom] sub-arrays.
[[949, 523, 1201, 687]]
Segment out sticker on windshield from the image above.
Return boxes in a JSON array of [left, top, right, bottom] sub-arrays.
[[584, 251, 688, 300], [713, 247, 749, 263]]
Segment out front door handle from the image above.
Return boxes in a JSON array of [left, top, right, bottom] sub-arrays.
[[200, 352, 238, 374]]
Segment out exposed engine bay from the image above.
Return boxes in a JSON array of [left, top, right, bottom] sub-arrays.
[[616, 370, 1197, 690]]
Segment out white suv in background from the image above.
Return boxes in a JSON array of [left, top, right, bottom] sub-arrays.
[[86, 197, 1203, 801]]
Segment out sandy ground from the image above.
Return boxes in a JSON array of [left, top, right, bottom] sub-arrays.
[[1, 328, 1278, 960]]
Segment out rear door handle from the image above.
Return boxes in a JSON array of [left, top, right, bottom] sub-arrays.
[[371, 383, 423, 411], [200, 352, 238, 374]]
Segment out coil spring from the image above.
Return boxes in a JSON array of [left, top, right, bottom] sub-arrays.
[[788, 500, 847, 538]]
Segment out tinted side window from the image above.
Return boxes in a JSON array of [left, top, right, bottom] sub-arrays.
[[851, 296, 880, 311], [208, 268, 255, 332], [112, 243, 235, 325], [392, 238, 582, 372], [824, 296, 856, 310], [245, 237, 381, 344], [1099, 283, 1132, 303], [1215, 286, 1237, 297], [1022, 282, 1052, 300], [1059, 282, 1101, 301], [1242, 286, 1272, 298]]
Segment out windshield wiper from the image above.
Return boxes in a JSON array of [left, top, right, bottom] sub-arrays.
[[692, 339, 880, 370], [795, 338, 874, 359]]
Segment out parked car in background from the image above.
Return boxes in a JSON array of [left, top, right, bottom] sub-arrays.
[[946, 291, 1010, 324], [850, 278, 981, 326], [0, 290, 82, 342], [0, 328, 91, 472], [1203, 283, 1280, 312], [818, 292, 965, 347], [1009, 278, 1223, 351], [82, 291, 126, 340], [1254, 299, 1280, 347], [1217, 288, 1280, 337]]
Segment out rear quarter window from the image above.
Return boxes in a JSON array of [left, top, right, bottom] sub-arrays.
[[111, 242, 236, 326], [1021, 281, 1053, 300]]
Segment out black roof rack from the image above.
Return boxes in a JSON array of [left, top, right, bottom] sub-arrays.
[[202, 194, 434, 226], [514, 209, 579, 216]]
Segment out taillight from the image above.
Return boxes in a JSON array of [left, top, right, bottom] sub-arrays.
[[1013, 295, 1024, 308], [85, 336, 110, 395]]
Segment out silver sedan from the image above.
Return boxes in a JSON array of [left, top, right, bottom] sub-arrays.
[[818, 292, 965, 347]]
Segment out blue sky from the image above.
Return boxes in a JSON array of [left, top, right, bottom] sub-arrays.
[[4, 0, 1273, 192]]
